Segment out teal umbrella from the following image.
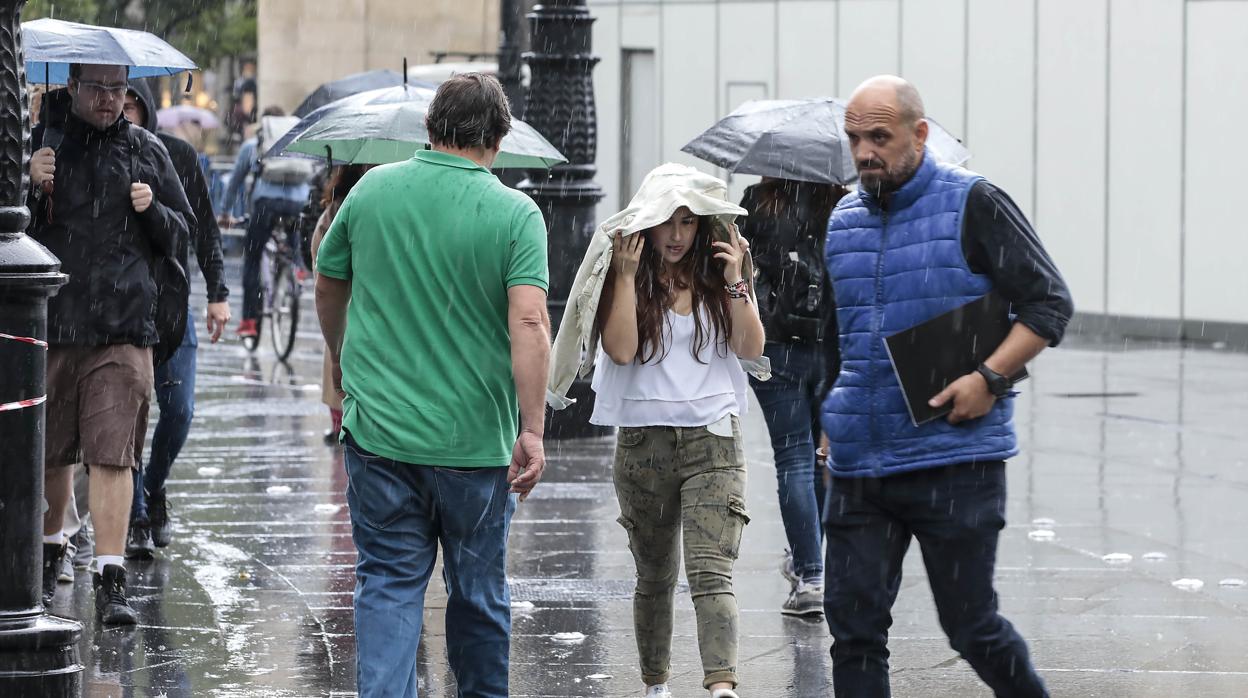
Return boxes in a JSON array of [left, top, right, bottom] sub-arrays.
[[282, 100, 566, 169]]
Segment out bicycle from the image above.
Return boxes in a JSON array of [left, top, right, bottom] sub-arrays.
[[238, 213, 304, 362]]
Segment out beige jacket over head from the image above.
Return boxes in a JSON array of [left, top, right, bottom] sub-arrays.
[[546, 162, 770, 409]]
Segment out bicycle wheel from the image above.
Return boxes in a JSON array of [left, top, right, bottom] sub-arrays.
[[269, 259, 300, 362]]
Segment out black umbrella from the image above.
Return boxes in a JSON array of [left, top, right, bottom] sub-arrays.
[[294, 69, 435, 117], [682, 98, 970, 185]]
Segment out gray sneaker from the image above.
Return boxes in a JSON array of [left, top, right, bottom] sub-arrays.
[[58, 540, 76, 583], [781, 581, 824, 618], [71, 527, 93, 570]]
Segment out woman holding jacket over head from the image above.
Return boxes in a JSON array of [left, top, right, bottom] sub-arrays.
[[549, 164, 766, 698]]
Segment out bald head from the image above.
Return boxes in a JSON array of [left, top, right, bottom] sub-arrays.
[[843, 75, 929, 197], [847, 75, 925, 127]]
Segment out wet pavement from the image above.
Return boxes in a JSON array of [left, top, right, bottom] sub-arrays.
[[47, 266, 1248, 697]]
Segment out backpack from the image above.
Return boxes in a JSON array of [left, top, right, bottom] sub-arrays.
[[126, 127, 189, 367], [256, 115, 315, 186]]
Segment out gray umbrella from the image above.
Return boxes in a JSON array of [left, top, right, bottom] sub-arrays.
[[681, 98, 970, 185]]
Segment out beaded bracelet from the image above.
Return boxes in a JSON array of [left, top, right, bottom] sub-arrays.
[[725, 279, 749, 299]]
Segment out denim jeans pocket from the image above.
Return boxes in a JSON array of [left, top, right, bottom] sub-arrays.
[[345, 446, 409, 530], [719, 494, 751, 559]]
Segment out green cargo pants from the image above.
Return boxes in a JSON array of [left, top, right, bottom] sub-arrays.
[[612, 417, 750, 689]]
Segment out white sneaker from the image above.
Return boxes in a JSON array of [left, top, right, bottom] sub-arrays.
[[710, 689, 739, 698], [645, 684, 673, 697]]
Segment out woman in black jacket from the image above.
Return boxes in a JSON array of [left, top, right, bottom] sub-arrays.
[[739, 177, 847, 618]]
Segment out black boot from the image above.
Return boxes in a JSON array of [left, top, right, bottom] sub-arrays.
[[93, 564, 138, 625], [148, 489, 173, 548], [42, 541, 67, 606], [125, 519, 155, 560]]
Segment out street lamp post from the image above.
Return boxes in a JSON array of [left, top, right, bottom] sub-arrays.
[[519, 0, 610, 438], [0, 1, 83, 695]]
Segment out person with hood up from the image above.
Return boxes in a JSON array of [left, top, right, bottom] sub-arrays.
[[29, 62, 194, 625], [555, 163, 765, 698], [119, 79, 231, 558]]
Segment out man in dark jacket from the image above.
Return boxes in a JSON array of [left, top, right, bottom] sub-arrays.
[[29, 63, 194, 625], [119, 80, 231, 558]]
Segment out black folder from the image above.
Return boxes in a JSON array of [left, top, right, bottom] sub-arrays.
[[883, 291, 1028, 426]]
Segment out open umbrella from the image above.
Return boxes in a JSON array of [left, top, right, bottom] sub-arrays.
[[157, 105, 220, 130], [264, 84, 439, 162], [294, 69, 436, 117], [282, 100, 566, 169], [22, 18, 197, 85], [681, 97, 970, 185]]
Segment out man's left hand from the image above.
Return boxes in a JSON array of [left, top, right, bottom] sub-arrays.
[[131, 183, 153, 213], [929, 371, 997, 424], [206, 302, 231, 343]]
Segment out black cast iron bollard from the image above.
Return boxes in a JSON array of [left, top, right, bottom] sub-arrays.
[[0, 0, 83, 694], [519, 0, 611, 439]]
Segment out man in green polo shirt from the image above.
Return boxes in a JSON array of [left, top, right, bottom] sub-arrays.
[[315, 73, 550, 698]]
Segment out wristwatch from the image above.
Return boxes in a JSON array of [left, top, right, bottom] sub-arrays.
[[975, 363, 1013, 399]]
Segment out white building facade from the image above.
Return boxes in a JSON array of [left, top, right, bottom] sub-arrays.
[[589, 0, 1248, 337]]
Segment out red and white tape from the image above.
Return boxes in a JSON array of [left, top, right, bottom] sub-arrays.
[[0, 333, 50, 411], [0, 332, 48, 348], [0, 395, 47, 413]]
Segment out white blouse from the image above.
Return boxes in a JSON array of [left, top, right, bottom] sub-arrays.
[[590, 308, 749, 428]]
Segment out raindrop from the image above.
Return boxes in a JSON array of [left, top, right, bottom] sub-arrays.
[[266, 485, 292, 495], [1172, 578, 1204, 591], [1102, 553, 1133, 564], [198, 466, 222, 477], [1142, 552, 1168, 562], [1219, 578, 1246, 588], [314, 504, 340, 514], [552, 632, 586, 643], [587, 673, 612, 680], [1027, 529, 1055, 541]]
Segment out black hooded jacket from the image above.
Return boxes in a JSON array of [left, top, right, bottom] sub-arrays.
[[128, 80, 229, 303], [29, 89, 194, 347]]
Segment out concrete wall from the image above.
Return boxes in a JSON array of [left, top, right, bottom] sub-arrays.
[[589, 0, 1248, 330], [257, 0, 499, 114]]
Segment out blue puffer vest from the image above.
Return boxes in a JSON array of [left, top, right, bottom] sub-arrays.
[[821, 151, 1018, 478]]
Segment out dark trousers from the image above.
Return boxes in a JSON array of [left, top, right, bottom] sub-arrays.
[[242, 196, 305, 321], [750, 341, 826, 583], [131, 318, 197, 520], [822, 461, 1048, 698]]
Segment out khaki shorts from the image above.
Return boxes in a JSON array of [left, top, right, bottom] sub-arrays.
[[45, 344, 153, 470]]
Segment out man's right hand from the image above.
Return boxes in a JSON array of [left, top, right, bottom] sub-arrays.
[[507, 430, 546, 502], [31, 147, 55, 190]]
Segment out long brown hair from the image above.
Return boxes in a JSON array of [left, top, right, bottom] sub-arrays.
[[751, 178, 848, 229], [321, 164, 371, 209], [597, 216, 733, 364]]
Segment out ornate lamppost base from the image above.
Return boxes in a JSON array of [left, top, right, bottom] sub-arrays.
[[0, 614, 83, 697]]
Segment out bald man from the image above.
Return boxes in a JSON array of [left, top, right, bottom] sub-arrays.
[[818, 76, 1071, 697]]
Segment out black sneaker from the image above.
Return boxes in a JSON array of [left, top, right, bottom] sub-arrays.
[[125, 520, 155, 560], [93, 564, 138, 625], [42, 542, 67, 606], [148, 490, 173, 548]]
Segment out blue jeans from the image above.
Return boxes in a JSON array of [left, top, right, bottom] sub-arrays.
[[345, 433, 516, 698], [243, 196, 305, 321], [750, 341, 826, 584], [132, 318, 197, 521], [822, 462, 1048, 698]]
